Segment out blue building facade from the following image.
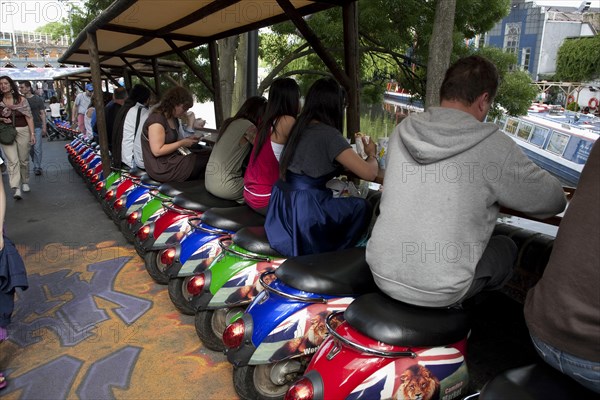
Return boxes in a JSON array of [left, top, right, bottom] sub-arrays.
[[486, 0, 545, 77]]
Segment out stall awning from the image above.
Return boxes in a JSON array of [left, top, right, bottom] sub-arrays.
[[59, 0, 350, 66], [0, 67, 89, 81]]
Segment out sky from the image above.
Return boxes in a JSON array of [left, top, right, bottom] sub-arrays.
[[0, 0, 598, 34]]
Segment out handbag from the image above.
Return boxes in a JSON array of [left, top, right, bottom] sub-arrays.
[[0, 111, 17, 145]]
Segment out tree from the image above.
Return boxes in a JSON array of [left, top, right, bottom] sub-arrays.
[[425, 0, 456, 109], [555, 36, 600, 82]]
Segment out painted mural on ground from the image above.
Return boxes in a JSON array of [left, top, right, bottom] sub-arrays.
[[0, 241, 236, 399]]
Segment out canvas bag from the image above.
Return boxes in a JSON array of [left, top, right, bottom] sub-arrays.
[[0, 112, 17, 145]]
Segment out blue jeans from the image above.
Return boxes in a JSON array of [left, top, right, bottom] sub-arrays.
[[531, 334, 600, 393], [29, 127, 43, 172]]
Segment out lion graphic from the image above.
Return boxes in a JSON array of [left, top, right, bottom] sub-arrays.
[[395, 364, 440, 400]]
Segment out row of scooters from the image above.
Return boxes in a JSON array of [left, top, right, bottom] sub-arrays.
[[66, 135, 578, 400]]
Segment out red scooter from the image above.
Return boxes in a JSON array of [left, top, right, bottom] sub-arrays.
[[285, 292, 471, 400]]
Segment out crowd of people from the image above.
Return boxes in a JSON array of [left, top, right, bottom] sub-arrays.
[[0, 54, 598, 394]]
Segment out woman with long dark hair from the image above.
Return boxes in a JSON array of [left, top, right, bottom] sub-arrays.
[[0, 76, 35, 200], [204, 96, 267, 201], [265, 77, 378, 256], [141, 86, 208, 182], [243, 78, 300, 213]]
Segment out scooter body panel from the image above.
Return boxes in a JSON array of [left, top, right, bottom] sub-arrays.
[[176, 229, 228, 276], [238, 283, 354, 365], [206, 258, 284, 309], [306, 327, 469, 400]]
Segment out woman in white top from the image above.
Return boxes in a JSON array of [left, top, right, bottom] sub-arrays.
[[49, 96, 62, 119]]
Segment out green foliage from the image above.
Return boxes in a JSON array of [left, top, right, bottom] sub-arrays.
[[36, 22, 70, 40], [566, 101, 580, 112], [492, 70, 538, 117], [555, 36, 600, 82]]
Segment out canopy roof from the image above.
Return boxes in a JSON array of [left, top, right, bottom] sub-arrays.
[[59, 0, 351, 67]]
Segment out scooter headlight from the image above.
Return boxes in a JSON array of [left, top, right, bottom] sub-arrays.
[[114, 198, 125, 210], [285, 378, 314, 400], [186, 274, 205, 296], [223, 319, 245, 349], [95, 181, 105, 191]]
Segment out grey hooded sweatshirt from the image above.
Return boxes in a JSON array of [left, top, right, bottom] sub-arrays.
[[366, 107, 566, 307]]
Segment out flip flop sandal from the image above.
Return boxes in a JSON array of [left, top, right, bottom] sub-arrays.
[[0, 373, 7, 389]]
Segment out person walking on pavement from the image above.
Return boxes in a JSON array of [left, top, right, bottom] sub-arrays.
[[0, 76, 35, 200], [71, 83, 93, 133], [19, 81, 46, 176]]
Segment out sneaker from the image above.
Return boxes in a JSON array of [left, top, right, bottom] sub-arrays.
[[13, 188, 22, 200], [34, 169, 42, 176], [22, 183, 30, 192]]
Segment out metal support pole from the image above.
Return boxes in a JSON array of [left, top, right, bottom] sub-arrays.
[[246, 30, 258, 97]]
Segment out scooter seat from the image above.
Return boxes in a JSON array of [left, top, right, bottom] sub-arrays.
[[140, 174, 161, 187], [158, 180, 205, 197], [233, 226, 282, 257], [478, 363, 596, 400], [172, 191, 239, 212], [275, 247, 378, 296], [345, 292, 470, 347], [201, 206, 265, 232], [128, 167, 146, 178]]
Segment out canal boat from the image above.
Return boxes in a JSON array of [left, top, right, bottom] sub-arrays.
[[493, 110, 598, 187]]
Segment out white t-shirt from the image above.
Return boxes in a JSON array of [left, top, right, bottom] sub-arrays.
[[49, 103, 61, 118], [123, 103, 151, 168]]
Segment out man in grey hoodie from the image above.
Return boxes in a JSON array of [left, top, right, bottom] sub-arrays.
[[366, 55, 567, 308]]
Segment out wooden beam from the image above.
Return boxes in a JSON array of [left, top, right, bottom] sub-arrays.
[[87, 31, 111, 178], [164, 38, 213, 94], [276, 0, 350, 88], [119, 57, 156, 95], [209, 41, 224, 128], [343, 1, 360, 137], [152, 58, 161, 96]]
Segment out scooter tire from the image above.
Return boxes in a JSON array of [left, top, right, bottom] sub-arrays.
[[120, 219, 136, 244], [143, 250, 169, 284], [233, 364, 298, 400], [196, 308, 244, 352], [167, 277, 195, 315]]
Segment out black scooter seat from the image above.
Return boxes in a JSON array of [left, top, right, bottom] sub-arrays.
[[172, 191, 239, 212], [140, 174, 161, 187], [201, 206, 265, 232], [275, 247, 378, 296], [479, 363, 596, 400], [232, 226, 282, 257], [158, 180, 205, 197], [127, 167, 146, 178], [345, 292, 470, 348]]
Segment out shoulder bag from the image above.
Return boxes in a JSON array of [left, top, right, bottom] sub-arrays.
[[0, 111, 18, 145]]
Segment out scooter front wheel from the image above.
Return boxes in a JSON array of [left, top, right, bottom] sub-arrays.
[[233, 362, 303, 400], [196, 307, 244, 352], [167, 276, 195, 315], [143, 250, 169, 284]]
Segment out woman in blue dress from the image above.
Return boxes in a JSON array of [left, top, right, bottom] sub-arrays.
[[265, 77, 378, 256]]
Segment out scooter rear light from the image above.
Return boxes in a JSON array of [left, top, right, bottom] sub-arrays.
[[105, 190, 115, 200], [285, 378, 314, 400], [91, 174, 100, 184], [137, 225, 151, 241], [186, 274, 205, 296], [160, 247, 176, 267], [95, 181, 105, 191], [114, 198, 124, 210], [223, 319, 245, 349], [127, 211, 139, 225], [86, 169, 94, 177]]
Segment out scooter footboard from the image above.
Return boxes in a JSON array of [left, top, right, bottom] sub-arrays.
[[303, 323, 469, 400]]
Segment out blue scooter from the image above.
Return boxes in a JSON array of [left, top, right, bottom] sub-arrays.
[[223, 247, 378, 400]]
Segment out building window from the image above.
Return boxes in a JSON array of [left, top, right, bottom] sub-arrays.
[[503, 23, 521, 56], [521, 48, 531, 71]]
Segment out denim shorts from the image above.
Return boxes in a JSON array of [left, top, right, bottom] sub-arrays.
[[531, 334, 600, 394]]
